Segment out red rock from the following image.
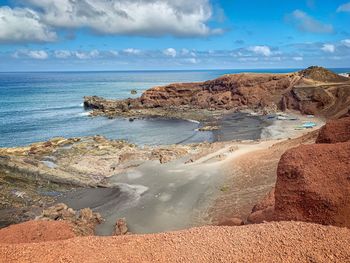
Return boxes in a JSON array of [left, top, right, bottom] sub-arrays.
[[316, 117, 350, 143], [274, 141, 350, 227], [247, 188, 275, 224]]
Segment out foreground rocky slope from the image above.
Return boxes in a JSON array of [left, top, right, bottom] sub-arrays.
[[249, 117, 350, 226], [84, 66, 350, 119], [1, 221, 350, 262]]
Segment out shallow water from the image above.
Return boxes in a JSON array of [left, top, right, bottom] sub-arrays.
[[3, 69, 346, 147], [59, 158, 224, 235]]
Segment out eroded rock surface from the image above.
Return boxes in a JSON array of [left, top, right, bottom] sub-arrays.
[[36, 203, 103, 236], [316, 117, 350, 143], [84, 67, 350, 120]]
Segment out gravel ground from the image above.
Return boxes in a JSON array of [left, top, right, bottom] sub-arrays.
[[1, 221, 350, 262]]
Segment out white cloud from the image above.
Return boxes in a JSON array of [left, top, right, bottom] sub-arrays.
[[337, 2, 350, 12], [74, 50, 100, 59], [123, 48, 141, 55], [249, 46, 272, 56], [0, 6, 56, 43], [25, 0, 222, 37], [13, 50, 49, 59], [321, 44, 335, 53], [185, 58, 198, 64], [293, 56, 303, 61], [163, 48, 177, 58], [287, 10, 334, 34], [54, 50, 71, 59], [341, 39, 350, 48]]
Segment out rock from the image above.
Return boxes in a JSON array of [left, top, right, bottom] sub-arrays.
[[198, 126, 219, 131], [316, 117, 350, 143], [274, 141, 350, 227], [36, 203, 103, 236], [299, 66, 349, 83], [247, 188, 275, 224], [247, 206, 275, 224], [114, 218, 128, 235], [251, 188, 275, 213], [130, 89, 137, 95], [83, 67, 350, 120], [217, 217, 244, 226]]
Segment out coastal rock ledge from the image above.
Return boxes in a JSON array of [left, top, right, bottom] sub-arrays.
[[84, 66, 350, 119]]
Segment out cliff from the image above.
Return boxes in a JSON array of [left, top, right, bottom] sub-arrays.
[[84, 66, 350, 119]]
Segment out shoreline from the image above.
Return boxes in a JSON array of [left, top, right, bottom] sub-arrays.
[[0, 111, 323, 234]]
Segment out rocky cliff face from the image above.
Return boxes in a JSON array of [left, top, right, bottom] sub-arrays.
[[274, 141, 350, 227], [140, 73, 297, 111], [316, 117, 350, 143], [84, 67, 350, 119], [249, 117, 350, 227]]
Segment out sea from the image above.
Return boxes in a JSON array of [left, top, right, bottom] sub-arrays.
[[0, 68, 349, 147]]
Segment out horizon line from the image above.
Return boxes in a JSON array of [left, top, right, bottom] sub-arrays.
[[1, 66, 349, 74]]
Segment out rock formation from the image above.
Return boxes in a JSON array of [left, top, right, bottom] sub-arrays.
[[84, 67, 350, 119], [247, 117, 350, 227], [316, 117, 350, 143], [114, 218, 128, 235], [36, 203, 103, 235]]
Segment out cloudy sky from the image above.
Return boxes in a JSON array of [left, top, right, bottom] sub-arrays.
[[0, 0, 350, 71]]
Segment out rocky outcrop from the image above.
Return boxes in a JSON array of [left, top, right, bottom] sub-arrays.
[[114, 218, 128, 235], [316, 117, 350, 143], [246, 117, 350, 226], [274, 141, 350, 227], [36, 203, 103, 236], [84, 67, 350, 119], [299, 66, 349, 83], [247, 188, 275, 224]]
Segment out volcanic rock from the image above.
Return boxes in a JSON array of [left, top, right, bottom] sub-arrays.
[[114, 218, 128, 235], [299, 66, 349, 83], [36, 203, 103, 235], [84, 67, 350, 119], [316, 117, 350, 143], [274, 141, 350, 227], [247, 188, 275, 224]]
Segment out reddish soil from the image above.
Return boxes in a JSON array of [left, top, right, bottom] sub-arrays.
[[274, 141, 350, 227], [1, 222, 350, 263], [0, 221, 76, 244], [316, 117, 350, 143]]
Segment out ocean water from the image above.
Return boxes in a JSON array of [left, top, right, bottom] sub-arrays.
[[0, 68, 349, 147]]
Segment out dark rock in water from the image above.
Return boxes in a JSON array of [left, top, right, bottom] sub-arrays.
[[130, 89, 137, 95], [129, 118, 135, 122]]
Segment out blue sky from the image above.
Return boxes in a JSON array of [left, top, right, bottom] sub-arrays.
[[0, 0, 350, 71]]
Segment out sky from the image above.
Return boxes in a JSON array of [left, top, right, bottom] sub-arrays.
[[0, 0, 350, 71]]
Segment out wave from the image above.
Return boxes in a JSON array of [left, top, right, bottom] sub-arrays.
[[186, 119, 200, 124], [78, 111, 91, 117]]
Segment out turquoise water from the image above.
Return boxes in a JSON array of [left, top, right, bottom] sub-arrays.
[[0, 69, 349, 147]]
